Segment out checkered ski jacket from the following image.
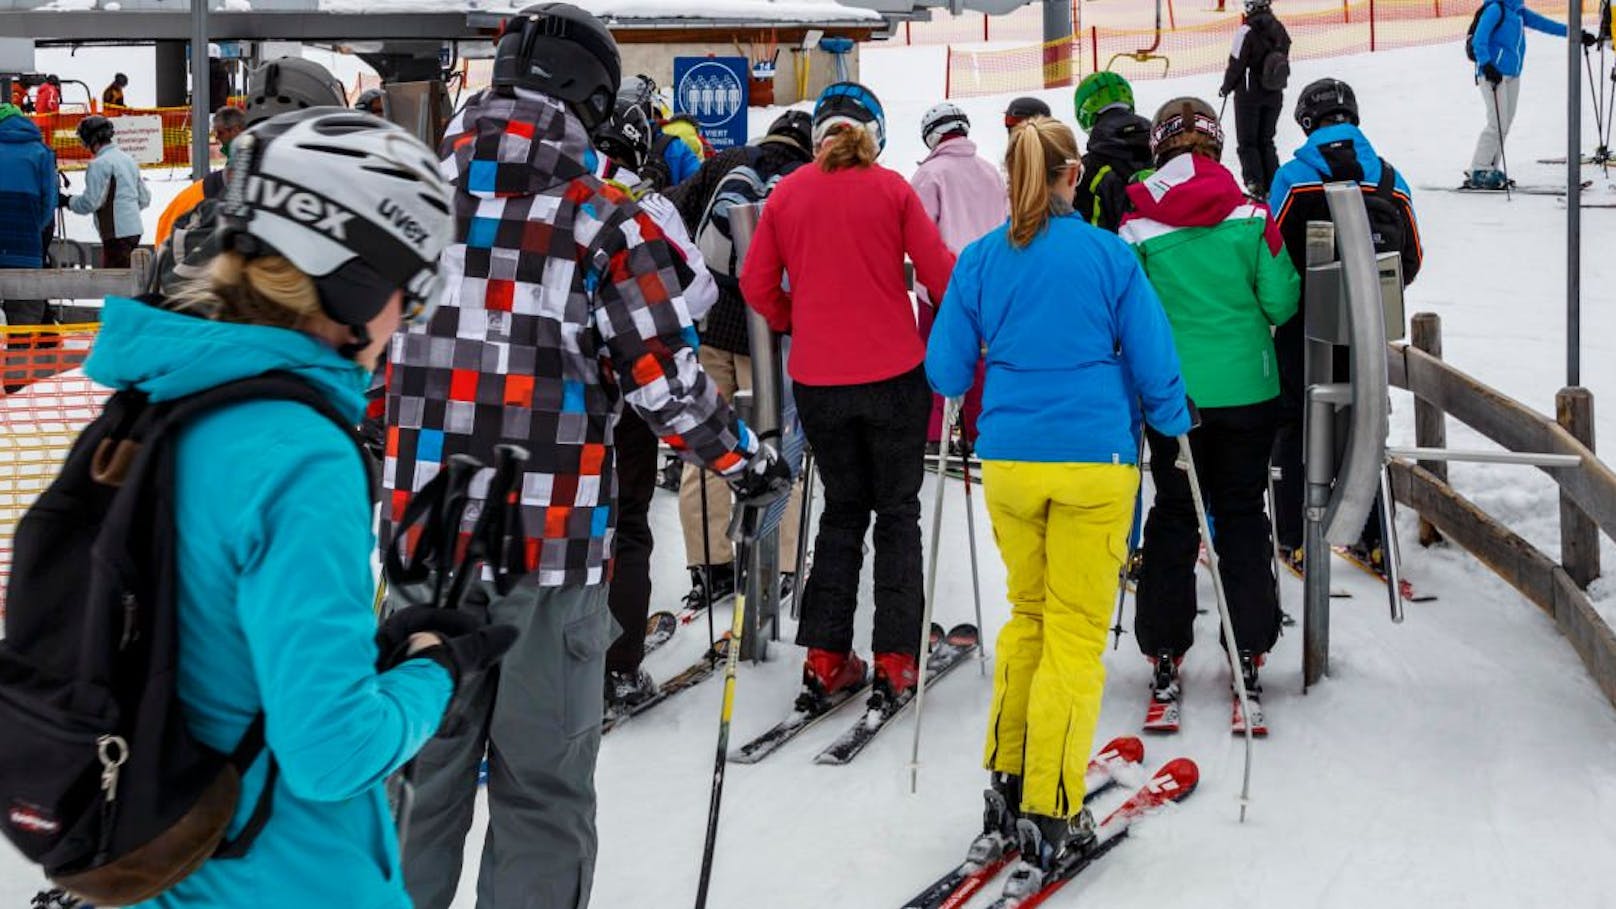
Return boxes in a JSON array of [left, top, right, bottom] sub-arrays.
[[382, 90, 757, 588]]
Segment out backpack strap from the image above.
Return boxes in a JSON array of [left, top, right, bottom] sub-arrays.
[[1375, 157, 1397, 198], [147, 371, 374, 860]]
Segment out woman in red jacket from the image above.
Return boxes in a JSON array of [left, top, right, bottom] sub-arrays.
[[741, 82, 955, 717]]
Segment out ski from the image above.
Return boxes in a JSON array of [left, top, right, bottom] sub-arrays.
[[1420, 179, 1592, 196], [602, 635, 731, 735], [729, 623, 943, 764], [1143, 686, 1180, 734], [1278, 554, 1354, 598], [985, 758, 1200, 909], [1331, 546, 1438, 603], [642, 610, 680, 656], [897, 736, 1146, 909], [1231, 692, 1268, 737], [1536, 154, 1613, 165], [813, 624, 980, 766]]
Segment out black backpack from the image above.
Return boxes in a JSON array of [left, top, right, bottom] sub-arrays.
[[1357, 159, 1407, 259], [1466, 0, 1503, 61], [1257, 17, 1292, 91], [0, 370, 370, 905]]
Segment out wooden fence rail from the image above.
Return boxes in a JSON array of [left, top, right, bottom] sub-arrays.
[[1386, 312, 1616, 708]]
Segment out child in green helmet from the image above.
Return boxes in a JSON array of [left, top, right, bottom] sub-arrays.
[[1072, 72, 1155, 233]]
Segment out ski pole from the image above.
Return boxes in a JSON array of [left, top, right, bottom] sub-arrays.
[[1264, 465, 1292, 628], [1491, 82, 1513, 201], [1175, 435, 1255, 823], [1110, 420, 1147, 650], [789, 448, 815, 621], [693, 502, 761, 909], [954, 416, 986, 676], [698, 470, 716, 648], [909, 397, 959, 794]]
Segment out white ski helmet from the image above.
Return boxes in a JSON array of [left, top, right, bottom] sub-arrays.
[[920, 102, 970, 151], [219, 108, 454, 341], [243, 57, 347, 127]]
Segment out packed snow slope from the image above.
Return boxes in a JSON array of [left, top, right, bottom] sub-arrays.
[[4, 36, 1614, 909]]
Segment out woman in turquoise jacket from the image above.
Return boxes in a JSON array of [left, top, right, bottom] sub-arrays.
[[925, 115, 1188, 900], [80, 110, 514, 908]]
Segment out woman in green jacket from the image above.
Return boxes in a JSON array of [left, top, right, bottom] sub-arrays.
[[1118, 96, 1299, 734]]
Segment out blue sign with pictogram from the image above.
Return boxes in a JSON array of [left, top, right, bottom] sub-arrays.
[[672, 56, 749, 151]]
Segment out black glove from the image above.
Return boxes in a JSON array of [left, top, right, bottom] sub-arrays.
[[376, 604, 519, 691], [57, 194, 71, 209], [1482, 63, 1504, 85], [727, 441, 792, 508], [1582, 30, 1599, 48], [1218, 86, 1231, 98]]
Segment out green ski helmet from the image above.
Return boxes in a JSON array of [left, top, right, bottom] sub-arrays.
[[1073, 71, 1135, 133]]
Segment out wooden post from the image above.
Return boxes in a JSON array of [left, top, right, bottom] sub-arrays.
[[1411, 312, 1447, 546], [1369, 0, 1377, 51], [1557, 386, 1601, 588]]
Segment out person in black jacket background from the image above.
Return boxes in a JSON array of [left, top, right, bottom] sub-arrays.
[[665, 111, 814, 612], [1220, 0, 1291, 199], [1071, 71, 1154, 233]]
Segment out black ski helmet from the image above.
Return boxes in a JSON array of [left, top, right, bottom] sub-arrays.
[[1294, 78, 1360, 133], [1004, 96, 1052, 128], [593, 98, 654, 173], [76, 115, 115, 148], [492, 2, 621, 132], [762, 109, 813, 156]]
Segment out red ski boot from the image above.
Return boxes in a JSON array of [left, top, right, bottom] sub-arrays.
[[799, 648, 868, 714], [870, 651, 919, 713]]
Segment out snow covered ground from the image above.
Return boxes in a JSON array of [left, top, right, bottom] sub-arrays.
[[5, 32, 1616, 909]]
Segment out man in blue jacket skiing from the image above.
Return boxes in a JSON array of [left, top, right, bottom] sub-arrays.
[[1468, 0, 1596, 188]]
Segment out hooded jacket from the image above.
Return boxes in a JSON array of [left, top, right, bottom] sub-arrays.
[[1120, 152, 1300, 408], [67, 141, 150, 240], [1471, 0, 1567, 78], [1076, 108, 1154, 233], [384, 89, 755, 589], [84, 297, 452, 909], [927, 211, 1190, 463], [1269, 122, 1422, 284], [0, 107, 57, 268], [910, 136, 1007, 256]]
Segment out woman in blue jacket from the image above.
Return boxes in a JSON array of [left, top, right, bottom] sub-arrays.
[[925, 116, 1189, 901], [1467, 0, 1595, 188], [82, 109, 515, 908]]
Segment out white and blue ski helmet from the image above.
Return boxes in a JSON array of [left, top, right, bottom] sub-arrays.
[[812, 81, 886, 152]]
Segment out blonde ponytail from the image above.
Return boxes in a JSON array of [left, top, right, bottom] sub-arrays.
[[171, 253, 323, 329], [1005, 116, 1080, 248], [816, 125, 879, 172]]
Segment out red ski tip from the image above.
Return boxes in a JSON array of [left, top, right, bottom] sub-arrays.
[[1154, 757, 1199, 794], [1094, 735, 1145, 767]]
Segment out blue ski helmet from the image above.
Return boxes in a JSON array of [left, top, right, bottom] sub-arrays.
[[812, 81, 886, 152]]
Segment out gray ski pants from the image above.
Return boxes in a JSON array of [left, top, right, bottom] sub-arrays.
[[1471, 76, 1521, 173], [401, 579, 617, 909]]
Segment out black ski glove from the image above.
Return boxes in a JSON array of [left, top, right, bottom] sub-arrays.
[[1481, 63, 1504, 85], [376, 604, 519, 692], [727, 440, 792, 508], [1581, 30, 1599, 47]]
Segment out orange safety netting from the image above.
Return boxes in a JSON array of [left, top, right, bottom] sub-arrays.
[[0, 324, 104, 612], [945, 0, 1598, 98]]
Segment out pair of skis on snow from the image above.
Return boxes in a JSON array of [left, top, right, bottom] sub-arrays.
[[731, 623, 980, 766], [899, 737, 1198, 909], [1141, 667, 1267, 737]]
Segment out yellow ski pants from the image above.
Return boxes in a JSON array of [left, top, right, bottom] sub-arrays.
[[980, 461, 1138, 819]]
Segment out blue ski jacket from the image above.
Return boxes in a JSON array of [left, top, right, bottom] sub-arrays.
[[1471, 0, 1567, 78], [661, 130, 703, 184], [925, 213, 1191, 464], [0, 109, 57, 268], [85, 296, 452, 909]]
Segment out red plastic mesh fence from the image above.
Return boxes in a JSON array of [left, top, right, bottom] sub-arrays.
[[0, 325, 105, 612], [945, 0, 1595, 98]]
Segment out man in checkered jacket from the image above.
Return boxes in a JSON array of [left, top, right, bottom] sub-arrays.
[[383, 6, 788, 907]]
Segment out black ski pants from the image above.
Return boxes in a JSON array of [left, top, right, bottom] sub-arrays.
[[1234, 90, 1283, 196], [794, 366, 929, 658], [1136, 400, 1281, 658], [1272, 316, 1384, 554], [605, 407, 657, 674]]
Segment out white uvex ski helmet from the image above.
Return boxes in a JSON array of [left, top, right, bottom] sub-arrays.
[[219, 108, 454, 347]]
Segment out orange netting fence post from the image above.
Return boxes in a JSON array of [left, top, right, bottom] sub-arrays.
[[0, 323, 104, 615]]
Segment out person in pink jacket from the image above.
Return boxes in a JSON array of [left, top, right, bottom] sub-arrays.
[[741, 81, 955, 719], [911, 102, 1008, 451]]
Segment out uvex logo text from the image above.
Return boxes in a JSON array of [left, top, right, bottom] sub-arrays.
[[379, 199, 431, 249], [245, 176, 355, 240]]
